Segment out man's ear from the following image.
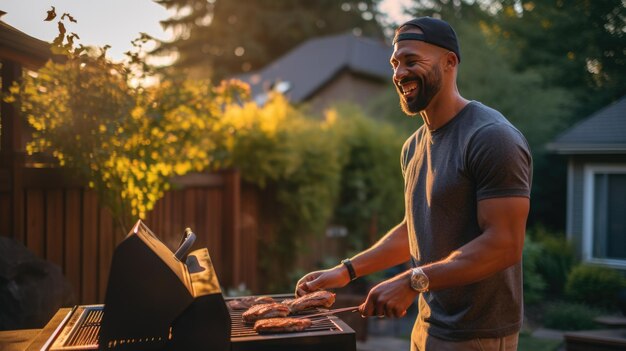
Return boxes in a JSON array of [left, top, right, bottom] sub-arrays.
[[443, 51, 458, 71]]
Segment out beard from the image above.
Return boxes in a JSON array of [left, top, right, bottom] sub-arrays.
[[396, 63, 443, 115]]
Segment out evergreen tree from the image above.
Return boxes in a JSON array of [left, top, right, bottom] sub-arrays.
[[153, 0, 384, 80], [486, 0, 625, 119]]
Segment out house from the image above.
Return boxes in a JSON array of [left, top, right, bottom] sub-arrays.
[[237, 32, 392, 113], [547, 96, 626, 270]]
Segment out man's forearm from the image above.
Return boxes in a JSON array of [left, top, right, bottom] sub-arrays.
[[348, 219, 410, 278]]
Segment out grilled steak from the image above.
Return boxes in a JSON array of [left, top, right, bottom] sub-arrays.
[[254, 317, 312, 333], [242, 303, 290, 323], [228, 296, 275, 310], [287, 290, 336, 313]]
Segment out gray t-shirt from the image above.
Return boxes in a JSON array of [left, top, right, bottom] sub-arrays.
[[401, 101, 532, 341]]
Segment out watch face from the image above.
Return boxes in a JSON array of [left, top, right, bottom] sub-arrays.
[[411, 268, 429, 292]]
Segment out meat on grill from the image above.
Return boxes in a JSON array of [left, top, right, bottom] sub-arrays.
[[286, 290, 336, 313], [253, 317, 312, 333], [228, 296, 275, 310], [242, 303, 290, 323]]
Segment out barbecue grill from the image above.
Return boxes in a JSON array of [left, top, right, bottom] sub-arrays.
[[39, 220, 356, 351]]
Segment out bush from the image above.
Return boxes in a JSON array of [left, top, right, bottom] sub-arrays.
[[543, 301, 601, 331], [529, 226, 575, 296], [330, 104, 405, 252], [523, 236, 547, 305], [565, 264, 626, 309]]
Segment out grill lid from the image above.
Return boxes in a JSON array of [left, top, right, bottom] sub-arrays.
[[98, 220, 229, 351]]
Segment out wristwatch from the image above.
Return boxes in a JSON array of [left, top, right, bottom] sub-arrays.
[[410, 267, 429, 292]]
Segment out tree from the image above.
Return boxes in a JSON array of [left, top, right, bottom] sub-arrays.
[[153, 0, 385, 79], [484, 0, 625, 119]]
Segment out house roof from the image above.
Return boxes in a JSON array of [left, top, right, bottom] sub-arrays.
[[0, 21, 51, 69], [237, 33, 392, 103], [547, 96, 626, 154]]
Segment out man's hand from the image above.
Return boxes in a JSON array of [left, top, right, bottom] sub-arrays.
[[359, 270, 418, 318], [295, 265, 350, 297]]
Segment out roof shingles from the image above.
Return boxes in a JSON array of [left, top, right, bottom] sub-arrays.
[[548, 96, 626, 154], [237, 33, 391, 103]]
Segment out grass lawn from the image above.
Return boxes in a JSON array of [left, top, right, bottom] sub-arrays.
[[518, 333, 562, 351]]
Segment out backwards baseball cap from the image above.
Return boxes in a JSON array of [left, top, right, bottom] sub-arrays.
[[393, 17, 461, 63]]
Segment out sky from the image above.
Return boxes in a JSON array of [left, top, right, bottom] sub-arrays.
[[1, 0, 413, 62]]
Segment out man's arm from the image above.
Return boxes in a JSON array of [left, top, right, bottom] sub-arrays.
[[295, 219, 410, 296], [360, 196, 529, 317], [420, 196, 528, 289]]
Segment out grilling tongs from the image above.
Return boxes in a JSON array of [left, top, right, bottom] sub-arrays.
[[294, 305, 360, 319]]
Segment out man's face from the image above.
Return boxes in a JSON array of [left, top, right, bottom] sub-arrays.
[[390, 38, 444, 115]]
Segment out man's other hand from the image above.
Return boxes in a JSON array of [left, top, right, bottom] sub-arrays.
[[359, 270, 418, 318], [294, 265, 350, 297]]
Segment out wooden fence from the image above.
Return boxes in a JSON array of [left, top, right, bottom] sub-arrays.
[[0, 166, 261, 304]]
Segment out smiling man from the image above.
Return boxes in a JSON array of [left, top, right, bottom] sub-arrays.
[[296, 17, 532, 351]]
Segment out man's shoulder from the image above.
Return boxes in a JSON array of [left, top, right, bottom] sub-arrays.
[[461, 101, 510, 127]]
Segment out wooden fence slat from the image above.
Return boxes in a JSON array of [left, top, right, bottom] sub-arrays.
[[98, 207, 114, 302], [162, 191, 173, 245], [193, 188, 208, 261], [81, 190, 98, 304], [181, 188, 196, 252], [25, 189, 45, 257], [223, 170, 241, 289], [240, 185, 259, 292], [64, 189, 82, 302], [45, 189, 64, 267], [0, 193, 11, 237]]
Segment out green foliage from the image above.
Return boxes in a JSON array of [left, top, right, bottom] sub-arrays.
[[154, 0, 385, 79], [542, 301, 602, 331], [217, 97, 406, 291], [565, 264, 626, 309], [489, 0, 626, 119], [217, 94, 343, 291], [528, 226, 575, 296], [522, 236, 547, 305], [330, 104, 405, 252], [518, 332, 562, 351], [366, 85, 423, 137]]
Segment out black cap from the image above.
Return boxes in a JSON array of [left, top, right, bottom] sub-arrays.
[[394, 17, 461, 63]]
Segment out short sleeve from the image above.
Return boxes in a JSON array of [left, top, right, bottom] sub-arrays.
[[400, 134, 416, 177], [465, 123, 532, 200]]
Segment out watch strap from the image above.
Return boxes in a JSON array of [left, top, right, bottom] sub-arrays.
[[341, 258, 357, 281]]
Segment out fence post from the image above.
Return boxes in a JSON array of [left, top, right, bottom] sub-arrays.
[[0, 60, 25, 242], [222, 169, 241, 290]]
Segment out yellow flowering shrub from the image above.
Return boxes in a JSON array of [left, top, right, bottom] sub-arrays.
[[10, 51, 247, 227]]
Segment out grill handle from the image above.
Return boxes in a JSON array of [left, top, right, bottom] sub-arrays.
[[174, 228, 196, 260]]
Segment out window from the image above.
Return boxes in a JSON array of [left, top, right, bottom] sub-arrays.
[[583, 165, 626, 268]]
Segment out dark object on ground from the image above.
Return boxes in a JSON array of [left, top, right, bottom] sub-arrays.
[[0, 237, 75, 330]]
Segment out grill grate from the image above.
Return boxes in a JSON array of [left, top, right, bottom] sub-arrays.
[[49, 305, 169, 351], [65, 308, 102, 346], [230, 310, 342, 338]]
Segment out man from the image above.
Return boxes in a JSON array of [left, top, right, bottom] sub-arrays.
[[295, 17, 532, 351]]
